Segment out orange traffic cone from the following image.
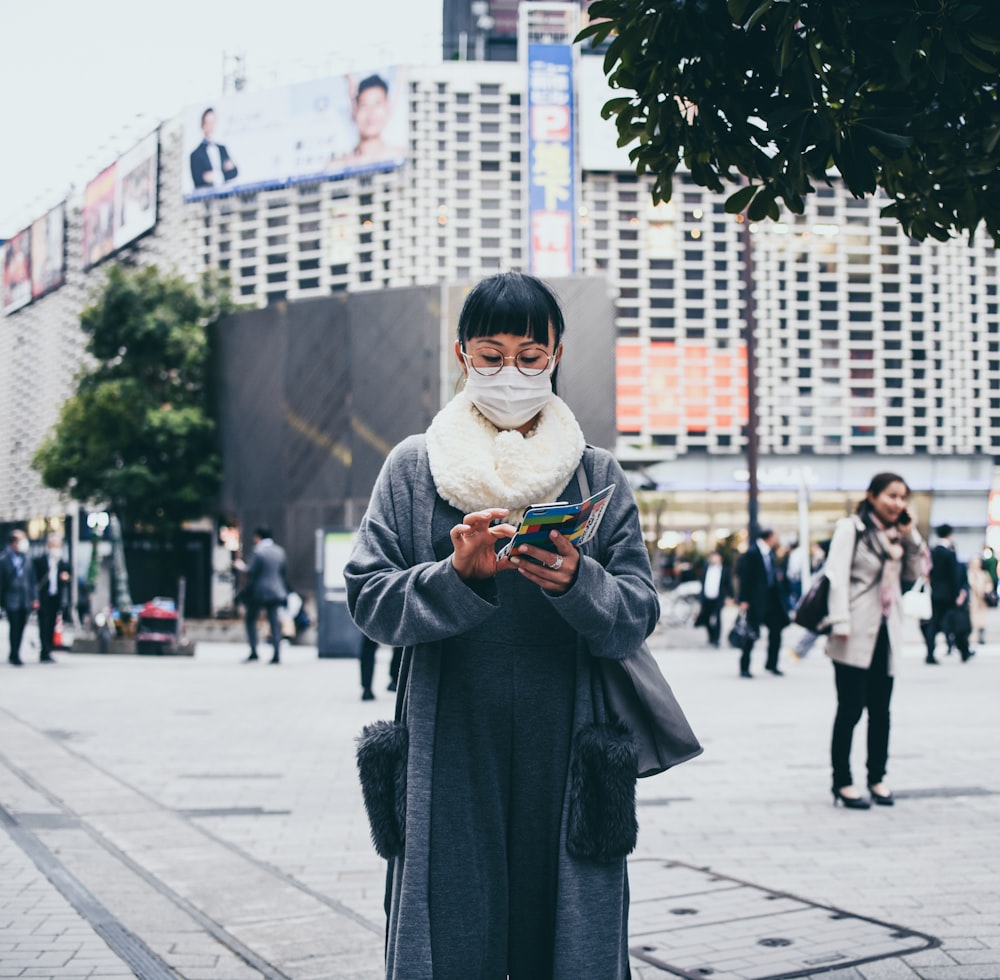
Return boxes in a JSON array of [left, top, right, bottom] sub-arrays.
[[53, 615, 63, 649]]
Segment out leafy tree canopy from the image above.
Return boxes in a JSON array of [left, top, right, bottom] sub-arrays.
[[33, 265, 232, 534], [578, 0, 1000, 243]]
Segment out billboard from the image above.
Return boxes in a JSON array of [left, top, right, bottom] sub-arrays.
[[82, 130, 159, 270], [182, 67, 408, 201], [30, 202, 66, 300], [2, 227, 32, 315], [526, 39, 578, 275]]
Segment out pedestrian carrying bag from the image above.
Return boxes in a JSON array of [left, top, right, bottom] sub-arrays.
[[901, 577, 932, 620]]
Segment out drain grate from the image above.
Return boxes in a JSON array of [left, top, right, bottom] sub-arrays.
[[892, 786, 996, 799], [628, 859, 939, 979], [178, 806, 291, 817]]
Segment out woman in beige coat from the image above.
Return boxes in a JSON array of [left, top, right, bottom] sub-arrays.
[[823, 473, 927, 809]]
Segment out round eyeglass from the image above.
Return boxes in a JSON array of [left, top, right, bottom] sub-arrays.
[[460, 346, 555, 377]]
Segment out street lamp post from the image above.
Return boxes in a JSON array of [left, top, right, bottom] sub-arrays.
[[740, 216, 760, 540]]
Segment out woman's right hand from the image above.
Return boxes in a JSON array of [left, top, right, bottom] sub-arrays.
[[450, 508, 513, 580]]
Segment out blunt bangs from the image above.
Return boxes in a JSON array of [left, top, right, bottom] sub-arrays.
[[457, 273, 565, 348]]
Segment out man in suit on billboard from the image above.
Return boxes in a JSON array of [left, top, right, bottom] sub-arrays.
[[238, 526, 289, 664], [1, 530, 38, 666], [33, 534, 71, 663], [737, 527, 790, 677], [190, 108, 239, 189]]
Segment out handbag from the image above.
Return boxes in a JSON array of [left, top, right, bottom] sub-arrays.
[[793, 573, 831, 633], [596, 644, 704, 778], [567, 645, 703, 863], [728, 611, 757, 649], [901, 577, 932, 621]]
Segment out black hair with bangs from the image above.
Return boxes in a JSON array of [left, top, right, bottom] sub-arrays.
[[457, 272, 565, 350]]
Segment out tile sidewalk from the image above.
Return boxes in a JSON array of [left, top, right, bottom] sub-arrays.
[[0, 607, 998, 979]]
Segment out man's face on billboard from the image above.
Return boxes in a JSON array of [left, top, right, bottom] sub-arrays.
[[354, 87, 390, 139], [202, 111, 216, 140]]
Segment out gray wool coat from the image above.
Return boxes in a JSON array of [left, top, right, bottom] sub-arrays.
[[345, 435, 660, 980], [824, 515, 926, 675]]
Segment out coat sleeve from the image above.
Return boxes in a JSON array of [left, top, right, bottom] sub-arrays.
[[825, 518, 858, 633], [344, 440, 503, 648], [543, 452, 660, 661]]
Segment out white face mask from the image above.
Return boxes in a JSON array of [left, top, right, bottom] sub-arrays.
[[464, 365, 554, 430], [16, 538, 30, 555]]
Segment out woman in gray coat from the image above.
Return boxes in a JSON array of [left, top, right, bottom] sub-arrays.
[[345, 273, 659, 979], [824, 472, 927, 809]]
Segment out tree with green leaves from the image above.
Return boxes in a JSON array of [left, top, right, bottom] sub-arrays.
[[33, 265, 231, 536], [578, 0, 1000, 243]]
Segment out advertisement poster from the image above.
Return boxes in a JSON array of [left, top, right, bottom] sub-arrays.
[[2, 227, 32, 315], [182, 66, 408, 201], [30, 202, 66, 299], [527, 41, 577, 276], [82, 164, 117, 269], [115, 131, 158, 249]]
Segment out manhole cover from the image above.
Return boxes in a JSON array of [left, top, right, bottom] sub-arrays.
[[629, 859, 938, 979]]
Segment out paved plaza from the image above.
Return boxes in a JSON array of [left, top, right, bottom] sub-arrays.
[[0, 608, 998, 980]]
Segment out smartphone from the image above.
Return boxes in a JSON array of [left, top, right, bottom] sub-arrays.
[[897, 508, 912, 526]]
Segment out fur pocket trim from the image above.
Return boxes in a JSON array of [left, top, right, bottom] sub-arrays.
[[567, 721, 638, 864], [356, 720, 408, 859]]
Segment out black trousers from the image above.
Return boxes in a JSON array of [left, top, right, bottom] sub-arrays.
[[6, 608, 28, 661], [922, 599, 970, 659], [697, 597, 724, 645], [245, 601, 282, 660], [740, 590, 785, 673], [831, 620, 894, 789], [38, 597, 60, 656], [359, 634, 377, 692]]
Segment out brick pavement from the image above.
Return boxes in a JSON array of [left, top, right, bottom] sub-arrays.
[[0, 608, 998, 979]]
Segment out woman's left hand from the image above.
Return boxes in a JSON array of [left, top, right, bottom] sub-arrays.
[[506, 531, 578, 594]]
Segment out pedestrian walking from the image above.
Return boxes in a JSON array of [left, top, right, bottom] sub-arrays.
[[694, 550, 731, 647], [736, 527, 789, 677], [0, 530, 38, 667], [236, 526, 289, 665], [966, 555, 993, 647], [345, 272, 659, 979], [923, 524, 972, 664], [33, 534, 71, 663], [824, 472, 927, 809]]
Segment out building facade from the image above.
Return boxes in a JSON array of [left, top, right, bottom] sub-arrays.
[[3, 53, 998, 578]]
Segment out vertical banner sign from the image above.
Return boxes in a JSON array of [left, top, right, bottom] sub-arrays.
[[527, 40, 576, 276]]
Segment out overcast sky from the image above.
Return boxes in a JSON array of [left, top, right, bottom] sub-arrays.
[[0, 0, 443, 233]]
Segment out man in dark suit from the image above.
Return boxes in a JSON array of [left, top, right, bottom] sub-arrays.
[[0, 530, 38, 666], [33, 534, 71, 663], [737, 527, 790, 677], [923, 524, 971, 664], [694, 550, 732, 647], [189, 107, 239, 189], [238, 526, 288, 664]]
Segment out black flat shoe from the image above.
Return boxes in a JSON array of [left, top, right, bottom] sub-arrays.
[[832, 788, 871, 809], [740, 669, 753, 678], [925, 656, 939, 664], [868, 785, 894, 806], [766, 667, 784, 676]]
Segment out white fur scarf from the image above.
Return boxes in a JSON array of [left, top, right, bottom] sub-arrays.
[[425, 391, 586, 521]]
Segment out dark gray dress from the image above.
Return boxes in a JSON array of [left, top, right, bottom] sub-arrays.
[[428, 493, 578, 978]]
